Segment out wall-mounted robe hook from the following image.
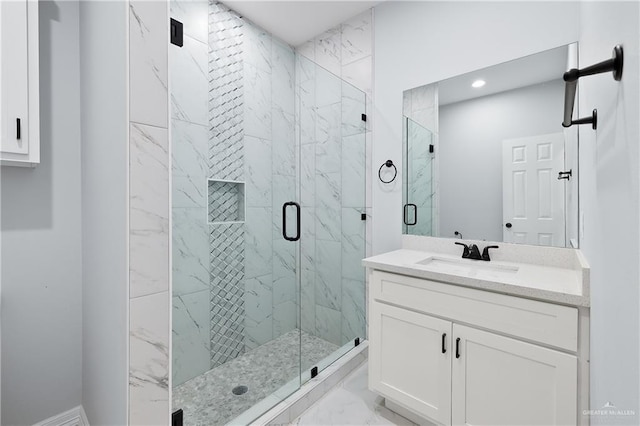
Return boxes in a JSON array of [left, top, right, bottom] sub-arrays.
[[378, 160, 397, 184], [562, 45, 623, 130]]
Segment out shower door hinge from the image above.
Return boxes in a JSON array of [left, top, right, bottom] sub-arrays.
[[429, 144, 434, 153], [355, 337, 360, 346], [170, 18, 184, 47], [361, 113, 367, 122], [310, 366, 318, 379], [361, 213, 366, 221], [172, 409, 183, 426]]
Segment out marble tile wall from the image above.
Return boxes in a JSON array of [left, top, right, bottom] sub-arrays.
[[170, 3, 371, 396], [129, 1, 170, 424], [297, 9, 373, 239], [296, 11, 373, 346], [403, 84, 438, 236], [171, 1, 299, 385], [296, 54, 367, 347], [298, 10, 372, 98], [404, 84, 437, 133], [240, 14, 297, 351], [405, 118, 434, 236], [171, 0, 211, 387]]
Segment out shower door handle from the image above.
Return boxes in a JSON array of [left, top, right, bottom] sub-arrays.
[[282, 201, 301, 242], [403, 204, 417, 226]]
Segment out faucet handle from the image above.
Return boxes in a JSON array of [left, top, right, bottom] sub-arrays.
[[455, 242, 470, 258], [482, 245, 499, 261], [468, 244, 481, 259]]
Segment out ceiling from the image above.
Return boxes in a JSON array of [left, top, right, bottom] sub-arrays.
[[437, 45, 570, 106], [221, 1, 381, 46]]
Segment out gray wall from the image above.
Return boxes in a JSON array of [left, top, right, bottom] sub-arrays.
[[578, 1, 640, 422], [439, 79, 564, 241], [79, 1, 128, 424], [1, 1, 83, 424], [375, 1, 640, 421], [372, 1, 579, 254]]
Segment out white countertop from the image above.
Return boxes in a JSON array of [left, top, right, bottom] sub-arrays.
[[363, 244, 590, 307]]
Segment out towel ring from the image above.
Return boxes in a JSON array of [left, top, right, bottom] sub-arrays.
[[378, 160, 397, 184]]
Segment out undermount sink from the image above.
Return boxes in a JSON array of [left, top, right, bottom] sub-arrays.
[[414, 256, 519, 276]]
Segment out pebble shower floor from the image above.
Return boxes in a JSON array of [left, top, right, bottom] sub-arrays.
[[173, 329, 339, 425]]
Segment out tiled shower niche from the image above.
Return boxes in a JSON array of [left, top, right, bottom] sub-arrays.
[[208, 179, 245, 223]]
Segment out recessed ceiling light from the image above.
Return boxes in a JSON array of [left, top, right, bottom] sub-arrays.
[[472, 79, 486, 88]]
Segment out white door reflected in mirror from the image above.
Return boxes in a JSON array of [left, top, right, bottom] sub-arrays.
[[502, 133, 565, 247]]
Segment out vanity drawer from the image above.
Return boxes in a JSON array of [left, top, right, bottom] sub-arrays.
[[370, 270, 578, 352]]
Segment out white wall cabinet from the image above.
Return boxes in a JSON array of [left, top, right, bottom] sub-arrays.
[[369, 270, 586, 426], [1, 0, 39, 166]]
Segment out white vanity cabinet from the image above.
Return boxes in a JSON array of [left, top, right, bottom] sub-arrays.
[[370, 302, 452, 425], [0, 0, 39, 166], [368, 270, 586, 426], [451, 325, 577, 426]]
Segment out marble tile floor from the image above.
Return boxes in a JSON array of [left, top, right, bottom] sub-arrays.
[[173, 329, 339, 425], [288, 362, 418, 426]]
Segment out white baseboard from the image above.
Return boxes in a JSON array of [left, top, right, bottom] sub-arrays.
[[33, 406, 89, 426]]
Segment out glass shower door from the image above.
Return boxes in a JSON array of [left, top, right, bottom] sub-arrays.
[[403, 116, 435, 236], [296, 55, 368, 381], [171, 2, 302, 424]]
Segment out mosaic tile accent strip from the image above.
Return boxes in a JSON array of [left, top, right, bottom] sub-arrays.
[[208, 2, 247, 370], [209, 2, 245, 181], [210, 222, 246, 367]]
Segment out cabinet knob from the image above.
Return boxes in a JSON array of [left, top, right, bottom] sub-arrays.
[[505, 222, 513, 229]]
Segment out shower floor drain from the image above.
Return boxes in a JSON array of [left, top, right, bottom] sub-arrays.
[[232, 385, 248, 395]]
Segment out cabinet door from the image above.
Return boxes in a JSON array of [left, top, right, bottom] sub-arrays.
[[370, 302, 452, 425], [452, 324, 577, 426], [1, 0, 29, 155]]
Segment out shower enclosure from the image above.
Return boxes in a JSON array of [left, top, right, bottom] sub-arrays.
[[170, 2, 368, 424]]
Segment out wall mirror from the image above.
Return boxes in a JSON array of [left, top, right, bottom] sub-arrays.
[[402, 43, 579, 248]]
